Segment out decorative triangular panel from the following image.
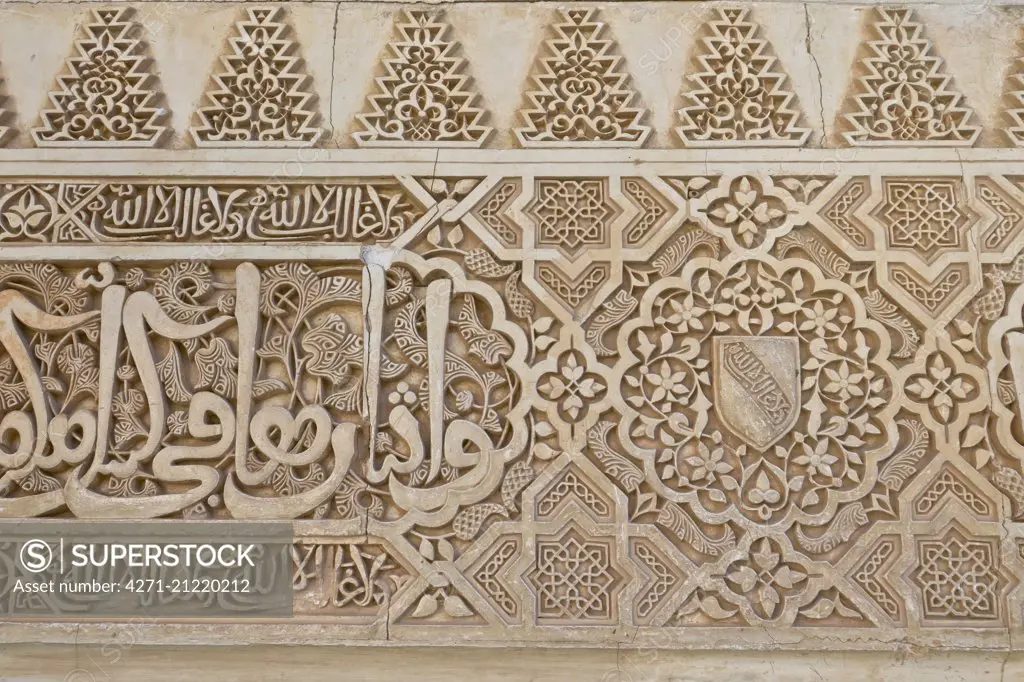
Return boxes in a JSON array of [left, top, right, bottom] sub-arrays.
[[0, 69, 10, 146], [354, 9, 491, 147], [190, 7, 322, 146], [676, 8, 810, 147], [31, 8, 168, 147], [515, 8, 650, 147], [1003, 37, 1024, 146], [841, 8, 979, 146]]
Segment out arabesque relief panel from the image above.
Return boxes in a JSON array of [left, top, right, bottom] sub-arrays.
[[0, 0, 1024, 655]]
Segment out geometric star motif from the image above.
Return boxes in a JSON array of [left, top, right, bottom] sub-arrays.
[[874, 179, 974, 264], [526, 179, 615, 258], [526, 524, 621, 622], [910, 527, 1009, 625]]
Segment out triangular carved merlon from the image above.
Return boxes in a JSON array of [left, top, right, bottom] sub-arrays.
[[191, 7, 323, 147], [515, 7, 651, 148], [354, 9, 491, 147], [841, 7, 979, 146], [0, 74, 11, 147], [31, 7, 169, 147], [1003, 35, 1024, 146], [676, 7, 811, 147]]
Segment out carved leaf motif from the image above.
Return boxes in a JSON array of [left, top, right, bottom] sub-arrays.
[[194, 337, 238, 397], [313, 276, 361, 307], [301, 313, 362, 385], [410, 593, 440, 618], [0, 356, 28, 409], [586, 290, 638, 357], [452, 503, 508, 541], [333, 474, 384, 520], [794, 503, 869, 554], [167, 411, 188, 436], [878, 419, 929, 491], [800, 594, 863, 620], [443, 594, 473, 617], [391, 300, 427, 365], [17, 469, 61, 494], [652, 229, 721, 278], [385, 267, 414, 306], [324, 383, 361, 414], [863, 288, 919, 359], [993, 466, 1024, 519], [457, 296, 512, 365], [656, 502, 735, 556], [270, 462, 324, 497], [998, 378, 1017, 406], [56, 344, 99, 403], [678, 593, 739, 620], [500, 461, 535, 511], [252, 378, 289, 398], [112, 386, 144, 422], [257, 335, 287, 363], [504, 272, 535, 320], [156, 345, 193, 403], [587, 421, 644, 492], [464, 248, 516, 279]]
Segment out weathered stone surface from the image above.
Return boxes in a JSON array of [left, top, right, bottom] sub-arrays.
[[2, 1, 1024, 677]]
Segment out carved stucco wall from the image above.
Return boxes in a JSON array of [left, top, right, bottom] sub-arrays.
[[3, 1, 1024, 679]]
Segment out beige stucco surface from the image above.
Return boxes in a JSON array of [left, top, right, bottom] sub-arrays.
[[2, 1, 1024, 679]]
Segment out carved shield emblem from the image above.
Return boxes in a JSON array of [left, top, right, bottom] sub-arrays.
[[712, 336, 801, 450]]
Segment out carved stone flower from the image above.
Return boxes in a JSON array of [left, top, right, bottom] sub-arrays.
[[655, 294, 708, 334], [2, 190, 51, 239], [639, 360, 690, 409], [822, 360, 865, 408], [793, 438, 839, 478], [684, 441, 733, 483], [798, 300, 842, 338], [708, 177, 785, 247], [725, 538, 807, 619], [539, 350, 605, 423], [905, 351, 976, 424]]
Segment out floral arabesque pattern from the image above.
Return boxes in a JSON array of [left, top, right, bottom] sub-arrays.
[[355, 10, 491, 146], [33, 8, 167, 146], [697, 175, 804, 252], [900, 337, 990, 442], [723, 537, 809, 620], [538, 349, 606, 424], [515, 8, 650, 146], [611, 256, 899, 526], [191, 7, 322, 145]]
